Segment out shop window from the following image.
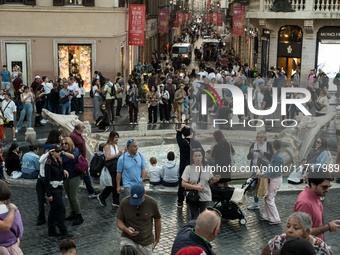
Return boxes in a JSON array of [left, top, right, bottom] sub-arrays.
[[65, 0, 82, 4], [279, 26, 302, 44], [4, 0, 23, 3], [58, 45, 92, 91]]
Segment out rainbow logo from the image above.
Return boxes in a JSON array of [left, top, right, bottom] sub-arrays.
[[197, 82, 222, 106]]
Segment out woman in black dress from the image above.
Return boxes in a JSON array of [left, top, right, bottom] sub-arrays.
[[211, 130, 235, 187]]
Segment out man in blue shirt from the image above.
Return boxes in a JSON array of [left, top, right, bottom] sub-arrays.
[[116, 139, 147, 196], [0, 65, 11, 92]]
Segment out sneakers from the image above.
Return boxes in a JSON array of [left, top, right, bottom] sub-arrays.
[[268, 221, 281, 225], [13, 138, 17, 142], [260, 216, 267, 221], [104, 126, 110, 132], [15, 129, 18, 133], [247, 203, 260, 210], [130, 122, 133, 125], [97, 195, 106, 207], [112, 203, 120, 208], [41, 119, 47, 124], [177, 203, 183, 208], [134, 122, 137, 124], [89, 192, 100, 198]]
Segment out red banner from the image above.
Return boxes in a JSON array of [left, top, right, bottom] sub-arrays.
[[233, 6, 245, 36], [173, 12, 179, 27], [213, 13, 217, 24], [178, 12, 183, 25], [128, 4, 145, 46], [185, 13, 189, 23], [159, 9, 169, 33], [217, 12, 223, 26]]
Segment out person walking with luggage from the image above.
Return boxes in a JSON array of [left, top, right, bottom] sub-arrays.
[[44, 144, 72, 237], [257, 140, 284, 225], [182, 148, 220, 219], [116, 139, 146, 196], [247, 130, 274, 210], [61, 137, 83, 226], [97, 131, 123, 207]]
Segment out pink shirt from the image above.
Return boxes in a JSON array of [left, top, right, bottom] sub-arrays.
[[293, 186, 324, 240], [306, 74, 315, 87]]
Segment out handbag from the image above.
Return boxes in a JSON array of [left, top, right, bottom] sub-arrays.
[[315, 101, 323, 111], [1, 100, 12, 125], [254, 177, 269, 198], [60, 95, 69, 104], [105, 158, 118, 169], [183, 170, 202, 204]]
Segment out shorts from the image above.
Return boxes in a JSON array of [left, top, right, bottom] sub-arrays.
[[178, 103, 184, 109], [4, 121, 14, 128], [1, 82, 10, 90]]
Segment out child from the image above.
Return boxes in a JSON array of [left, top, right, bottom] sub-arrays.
[[148, 157, 161, 185], [161, 151, 179, 187]]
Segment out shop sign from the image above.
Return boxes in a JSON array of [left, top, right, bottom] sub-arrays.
[[213, 13, 217, 24], [217, 12, 223, 26], [278, 42, 302, 58], [233, 6, 245, 36], [173, 13, 179, 28], [318, 26, 340, 40], [159, 9, 169, 33], [128, 4, 146, 46]]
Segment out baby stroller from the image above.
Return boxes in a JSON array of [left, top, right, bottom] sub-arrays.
[[211, 179, 256, 225]]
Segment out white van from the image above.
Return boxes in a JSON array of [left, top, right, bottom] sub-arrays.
[[201, 39, 220, 50], [171, 43, 193, 65]]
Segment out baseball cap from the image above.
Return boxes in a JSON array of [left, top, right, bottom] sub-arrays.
[[130, 184, 145, 206], [160, 84, 165, 87], [35, 75, 41, 79], [272, 237, 316, 255], [5, 93, 11, 97], [49, 144, 62, 152], [176, 247, 207, 255]]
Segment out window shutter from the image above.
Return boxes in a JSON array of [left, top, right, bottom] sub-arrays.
[[83, 0, 95, 7], [24, 0, 36, 5], [53, 0, 64, 6]]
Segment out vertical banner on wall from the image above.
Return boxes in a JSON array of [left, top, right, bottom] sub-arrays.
[[173, 12, 179, 27], [159, 9, 169, 33], [233, 6, 245, 36], [178, 12, 183, 25], [213, 13, 217, 24], [185, 13, 189, 23], [128, 4, 146, 46], [217, 12, 223, 26]]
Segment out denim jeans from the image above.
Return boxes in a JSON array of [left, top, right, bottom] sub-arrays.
[[44, 94, 52, 111], [61, 103, 70, 115], [16, 104, 33, 130], [83, 171, 95, 194], [116, 98, 122, 116], [79, 96, 84, 112], [22, 171, 39, 179], [51, 103, 59, 114]]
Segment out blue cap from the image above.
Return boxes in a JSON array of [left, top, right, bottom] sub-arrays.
[[130, 184, 145, 206]]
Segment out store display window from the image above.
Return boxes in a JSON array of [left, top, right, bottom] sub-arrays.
[[58, 45, 92, 91]]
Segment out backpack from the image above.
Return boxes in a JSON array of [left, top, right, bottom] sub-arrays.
[[90, 153, 106, 177], [90, 88, 94, 98], [99, 73, 105, 86], [110, 84, 116, 97], [75, 155, 88, 174]]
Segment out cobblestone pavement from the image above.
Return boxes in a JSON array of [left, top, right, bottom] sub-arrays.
[[8, 186, 340, 255]]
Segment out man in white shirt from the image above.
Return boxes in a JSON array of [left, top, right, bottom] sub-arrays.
[[67, 77, 79, 115], [1, 93, 17, 142], [41, 76, 52, 123], [257, 88, 265, 120], [215, 70, 222, 82], [208, 71, 215, 81], [192, 75, 201, 98], [197, 67, 208, 81]]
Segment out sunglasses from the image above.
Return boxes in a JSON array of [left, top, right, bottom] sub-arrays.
[[316, 141, 321, 144], [206, 206, 222, 217], [61, 143, 68, 145], [320, 185, 331, 190]]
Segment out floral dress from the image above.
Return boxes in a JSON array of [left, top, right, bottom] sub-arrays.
[[268, 234, 333, 255]]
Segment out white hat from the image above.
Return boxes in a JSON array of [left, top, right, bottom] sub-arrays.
[[160, 84, 165, 87], [35, 75, 41, 79]]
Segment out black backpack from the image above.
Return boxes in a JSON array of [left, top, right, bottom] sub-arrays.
[[110, 85, 116, 97], [99, 73, 105, 86], [90, 153, 106, 177]]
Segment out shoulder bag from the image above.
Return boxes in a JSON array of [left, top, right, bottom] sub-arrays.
[[1, 100, 11, 125], [183, 170, 202, 204], [105, 145, 119, 169]]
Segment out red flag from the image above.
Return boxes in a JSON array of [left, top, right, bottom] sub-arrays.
[[159, 9, 169, 33], [213, 13, 217, 24], [217, 12, 223, 26], [233, 6, 245, 36], [128, 4, 145, 46]]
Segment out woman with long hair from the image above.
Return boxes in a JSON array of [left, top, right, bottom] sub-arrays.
[[174, 84, 187, 122], [35, 84, 45, 127], [315, 89, 328, 117], [5, 143, 21, 177], [96, 103, 110, 132], [97, 131, 123, 207], [127, 81, 139, 124], [158, 84, 170, 123], [92, 78, 101, 124], [211, 130, 235, 188], [182, 149, 220, 219], [61, 137, 83, 226], [15, 86, 33, 132], [45, 130, 61, 152]]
